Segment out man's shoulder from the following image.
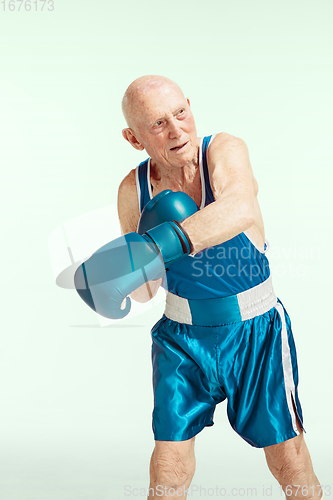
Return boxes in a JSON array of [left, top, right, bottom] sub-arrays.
[[118, 167, 137, 194], [210, 132, 246, 149], [207, 132, 249, 166], [117, 168, 140, 233], [117, 168, 138, 213]]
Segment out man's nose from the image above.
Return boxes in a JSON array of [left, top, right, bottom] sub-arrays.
[[168, 119, 182, 139]]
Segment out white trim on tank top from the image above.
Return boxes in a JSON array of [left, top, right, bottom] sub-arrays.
[[147, 157, 153, 200]]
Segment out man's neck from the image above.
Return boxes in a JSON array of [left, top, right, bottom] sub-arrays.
[[150, 142, 200, 191]]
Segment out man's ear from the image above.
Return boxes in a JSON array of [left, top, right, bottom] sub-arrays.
[[186, 97, 191, 107], [122, 128, 144, 151]]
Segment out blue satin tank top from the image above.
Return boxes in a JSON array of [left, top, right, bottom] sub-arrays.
[[135, 135, 271, 299]]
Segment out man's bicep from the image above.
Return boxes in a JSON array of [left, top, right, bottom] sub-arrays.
[[117, 170, 140, 234], [207, 134, 256, 201]]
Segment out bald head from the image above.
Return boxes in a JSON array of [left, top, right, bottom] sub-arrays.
[[122, 75, 185, 130], [121, 75, 198, 168]]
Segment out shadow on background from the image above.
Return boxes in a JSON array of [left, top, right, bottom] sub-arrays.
[[69, 324, 144, 328]]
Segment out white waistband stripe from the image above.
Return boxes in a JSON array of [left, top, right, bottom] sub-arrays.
[[237, 276, 277, 321], [164, 276, 277, 326]]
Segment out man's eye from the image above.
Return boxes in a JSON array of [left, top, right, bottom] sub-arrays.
[[155, 121, 163, 127]]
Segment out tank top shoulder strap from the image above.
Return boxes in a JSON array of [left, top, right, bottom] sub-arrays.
[[135, 158, 152, 213], [201, 135, 216, 206]]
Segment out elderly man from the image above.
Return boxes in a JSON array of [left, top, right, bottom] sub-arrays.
[[115, 75, 324, 499], [76, 75, 323, 499]]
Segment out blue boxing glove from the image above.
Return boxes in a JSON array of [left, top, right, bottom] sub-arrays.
[[74, 220, 193, 320], [137, 189, 198, 234]]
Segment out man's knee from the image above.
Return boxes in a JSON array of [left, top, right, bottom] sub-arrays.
[[150, 438, 196, 488], [264, 433, 312, 486], [267, 454, 307, 485]]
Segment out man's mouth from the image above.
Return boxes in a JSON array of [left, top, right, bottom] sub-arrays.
[[170, 142, 188, 152]]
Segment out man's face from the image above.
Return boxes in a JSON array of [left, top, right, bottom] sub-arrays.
[[129, 84, 198, 170]]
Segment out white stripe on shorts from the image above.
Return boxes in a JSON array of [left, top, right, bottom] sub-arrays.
[[274, 302, 299, 436]]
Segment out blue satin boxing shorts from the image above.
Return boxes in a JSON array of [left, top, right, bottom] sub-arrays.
[[151, 276, 305, 448]]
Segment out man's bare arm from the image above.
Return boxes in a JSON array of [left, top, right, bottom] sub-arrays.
[[117, 170, 162, 303], [182, 133, 257, 253]]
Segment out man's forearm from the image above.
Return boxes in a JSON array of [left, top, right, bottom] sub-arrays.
[[182, 195, 254, 253]]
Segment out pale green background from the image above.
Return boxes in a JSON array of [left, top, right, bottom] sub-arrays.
[[0, 0, 332, 498]]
